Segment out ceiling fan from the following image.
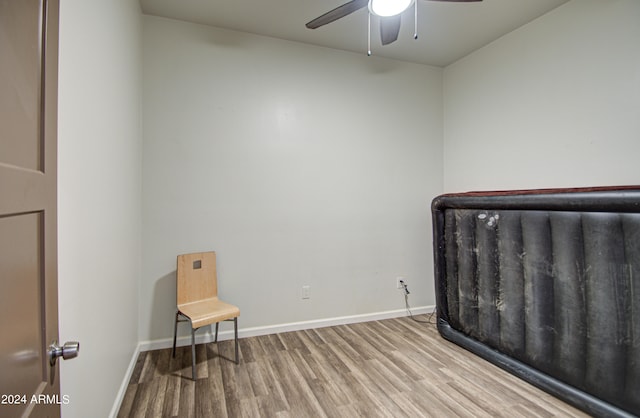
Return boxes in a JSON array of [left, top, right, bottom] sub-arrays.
[[306, 0, 482, 49]]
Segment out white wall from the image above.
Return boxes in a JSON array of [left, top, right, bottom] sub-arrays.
[[57, 0, 142, 417], [443, 0, 640, 192], [141, 16, 443, 343]]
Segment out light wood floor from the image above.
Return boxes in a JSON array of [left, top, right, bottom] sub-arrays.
[[117, 315, 590, 417]]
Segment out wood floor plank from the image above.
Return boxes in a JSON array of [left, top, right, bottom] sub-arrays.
[[429, 380, 495, 418], [315, 327, 362, 363], [278, 330, 309, 353], [254, 394, 282, 417], [271, 351, 327, 417], [302, 328, 326, 346], [404, 379, 467, 418], [244, 361, 269, 397], [294, 341, 353, 408], [195, 375, 227, 418], [144, 375, 168, 418], [220, 356, 243, 416], [180, 377, 196, 417], [353, 321, 399, 353], [254, 354, 290, 413], [331, 325, 378, 361], [161, 372, 181, 417], [238, 338, 258, 363], [389, 391, 431, 417], [127, 381, 151, 418], [339, 370, 399, 417], [129, 351, 146, 384], [138, 351, 157, 384], [288, 348, 317, 382], [369, 355, 415, 390], [119, 316, 592, 418], [116, 384, 138, 418], [384, 347, 442, 383], [304, 377, 346, 418], [444, 380, 506, 417]]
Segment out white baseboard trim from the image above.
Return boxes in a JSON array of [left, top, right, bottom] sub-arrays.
[[109, 342, 142, 418], [111, 305, 434, 416], [139, 305, 434, 353]]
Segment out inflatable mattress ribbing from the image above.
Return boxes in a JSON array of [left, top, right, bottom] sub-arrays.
[[431, 187, 640, 417]]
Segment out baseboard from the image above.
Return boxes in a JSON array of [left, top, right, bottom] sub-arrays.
[[139, 305, 434, 352], [111, 305, 433, 416], [108, 341, 142, 418]]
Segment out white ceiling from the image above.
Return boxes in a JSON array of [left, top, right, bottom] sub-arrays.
[[140, 0, 569, 67]]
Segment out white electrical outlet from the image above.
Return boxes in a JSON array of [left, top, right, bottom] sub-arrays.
[[396, 277, 405, 289], [302, 285, 310, 299]]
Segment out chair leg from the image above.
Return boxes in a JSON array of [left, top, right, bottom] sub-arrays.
[[191, 327, 196, 381], [172, 311, 179, 358], [234, 317, 239, 365], [214, 322, 219, 343]]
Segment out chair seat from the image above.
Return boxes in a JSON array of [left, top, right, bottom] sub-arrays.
[[178, 297, 240, 329]]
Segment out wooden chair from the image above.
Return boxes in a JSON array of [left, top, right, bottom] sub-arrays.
[[172, 251, 240, 380]]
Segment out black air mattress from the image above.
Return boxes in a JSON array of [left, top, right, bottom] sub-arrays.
[[432, 187, 640, 417]]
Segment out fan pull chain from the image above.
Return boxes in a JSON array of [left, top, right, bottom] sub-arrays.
[[367, 12, 372, 56], [414, 0, 418, 40]]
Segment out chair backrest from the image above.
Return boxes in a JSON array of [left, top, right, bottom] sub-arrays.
[[176, 251, 218, 305]]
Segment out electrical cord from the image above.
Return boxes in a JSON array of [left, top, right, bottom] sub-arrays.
[[401, 281, 437, 325]]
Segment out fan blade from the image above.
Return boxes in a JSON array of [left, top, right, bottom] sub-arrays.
[[380, 15, 401, 45], [306, 0, 369, 29]]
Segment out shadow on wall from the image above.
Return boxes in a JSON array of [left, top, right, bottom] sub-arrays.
[[149, 270, 177, 342]]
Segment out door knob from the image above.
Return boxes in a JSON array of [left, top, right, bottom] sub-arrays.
[[48, 341, 80, 366]]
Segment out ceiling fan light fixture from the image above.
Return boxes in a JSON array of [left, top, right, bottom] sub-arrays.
[[368, 0, 414, 17]]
